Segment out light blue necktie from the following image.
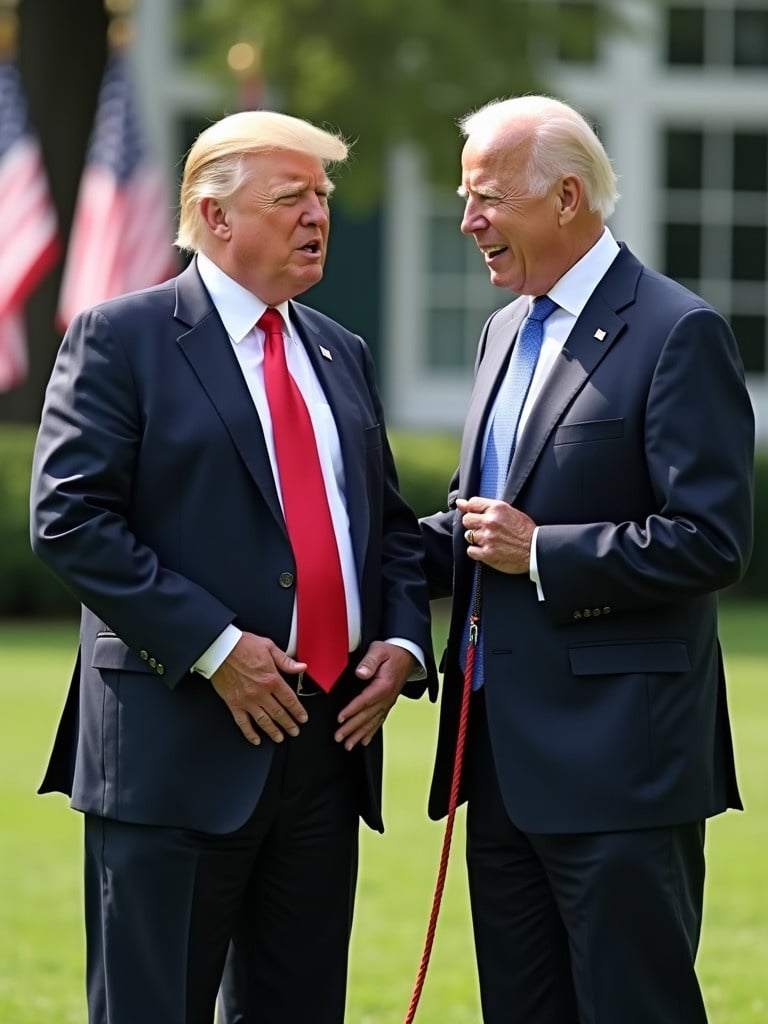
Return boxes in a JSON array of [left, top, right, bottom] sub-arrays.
[[462, 295, 558, 689]]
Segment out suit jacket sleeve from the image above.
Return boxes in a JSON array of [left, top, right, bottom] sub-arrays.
[[30, 307, 236, 686], [358, 338, 438, 699], [536, 306, 754, 625]]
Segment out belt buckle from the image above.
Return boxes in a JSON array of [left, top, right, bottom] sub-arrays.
[[296, 672, 320, 697]]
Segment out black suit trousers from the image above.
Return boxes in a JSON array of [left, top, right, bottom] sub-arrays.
[[464, 690, 708, 1024], [84, 675, 362, 1024]]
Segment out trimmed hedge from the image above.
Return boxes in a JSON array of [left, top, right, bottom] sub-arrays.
[[1, 425, 765, 616], [0, 425, 77, 616]]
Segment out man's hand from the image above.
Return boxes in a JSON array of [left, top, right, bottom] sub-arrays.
[[458, 496, 536, 574], [210, 632, 308, 745], [334, 641, 417, 751]]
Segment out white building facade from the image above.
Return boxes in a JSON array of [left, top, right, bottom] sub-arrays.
[[134, 0, 768, 443], [384, 0, 768, 444]]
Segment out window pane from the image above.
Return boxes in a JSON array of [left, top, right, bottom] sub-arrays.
[[665, 130, 703, 189], [427, 309, 470, 369], [733, 132, 768, 192], [731, 225, 767, 281], [664, 223, 701, 280], [734, 10, 768, 67], [730, 314, 767, 373], [666, 7, 705, 65]]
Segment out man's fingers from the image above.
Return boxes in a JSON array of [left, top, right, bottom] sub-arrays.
[[456, 496, 493, 514], [335, 706, 388, 750], [272, 649, 307, 676], [231, 710, 261, 746]]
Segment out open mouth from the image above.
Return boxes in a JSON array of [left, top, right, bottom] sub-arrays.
[[482, 245, 508, 262], [299, 241, 322, 255]]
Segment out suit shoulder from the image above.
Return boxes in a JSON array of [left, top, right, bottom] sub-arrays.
[[76, 276, 179, 330], [636, 264, 715, 318], [291, 301, 362, 343]]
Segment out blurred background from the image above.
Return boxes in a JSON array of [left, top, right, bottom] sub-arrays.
[[2, 5, 767, 1021], [0, 0, 767, 613]]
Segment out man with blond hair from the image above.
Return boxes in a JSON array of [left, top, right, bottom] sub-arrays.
[[31, 110, 435, 1024], [421, 95, 754, 1022]]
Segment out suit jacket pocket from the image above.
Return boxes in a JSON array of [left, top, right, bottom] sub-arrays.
[[92, 634, 153, 673], [554, 417, 624, 446], [568, 640, 690, 676]]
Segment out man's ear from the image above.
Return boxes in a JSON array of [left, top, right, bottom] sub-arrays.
[[200, 197, 231, 239], [557, 174, 583, 225]]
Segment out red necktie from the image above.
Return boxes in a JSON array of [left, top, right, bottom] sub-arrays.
[[259, 308, 348, 692]]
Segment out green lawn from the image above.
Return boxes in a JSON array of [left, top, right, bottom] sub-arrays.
[[1, 606, 766, 1023]]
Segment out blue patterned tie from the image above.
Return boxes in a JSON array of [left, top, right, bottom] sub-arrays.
[[462, 295, 558, 689]]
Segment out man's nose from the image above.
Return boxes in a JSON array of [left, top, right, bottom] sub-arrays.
[[303, 195, 329, 225], [461, 199, 486, 234]]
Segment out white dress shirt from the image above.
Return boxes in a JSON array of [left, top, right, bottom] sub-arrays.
[[191, 252, 423, 678]]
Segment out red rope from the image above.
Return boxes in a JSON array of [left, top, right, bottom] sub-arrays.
[[402, 615, 477, 1023]]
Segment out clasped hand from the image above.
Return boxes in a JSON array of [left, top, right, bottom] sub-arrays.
[[211, 634, 415, 750], [458, 496, 536, 574]]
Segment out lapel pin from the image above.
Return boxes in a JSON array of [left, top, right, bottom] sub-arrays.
[[593, 328, 607, 342], [319, 346, 333, 361]]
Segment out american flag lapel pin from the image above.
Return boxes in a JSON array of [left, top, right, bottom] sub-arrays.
[[593, 328, 607, 342], [319, 346, 333, 361]]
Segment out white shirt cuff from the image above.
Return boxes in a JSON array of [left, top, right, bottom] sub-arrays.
[[385, 638, 427, 680], [529, 526, 545, 601], [192, 624, 242, 678]]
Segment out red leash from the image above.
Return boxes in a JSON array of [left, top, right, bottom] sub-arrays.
[[402, 613, 477, 1023]]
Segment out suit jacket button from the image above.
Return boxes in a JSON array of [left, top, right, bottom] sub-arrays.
[[157, 664, 165, 676], [583, 608, 591, 618], [149, 656, 157, 668], [279, 572, 295, 588], [603, 606, 611, 615], [592, 608, 601, 617], [140, 650, 149, 660], [573, 611, 582, 620]]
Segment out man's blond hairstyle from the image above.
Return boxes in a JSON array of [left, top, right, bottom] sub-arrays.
[[176, 110, 349, 252], [460, 95, 619, 220]]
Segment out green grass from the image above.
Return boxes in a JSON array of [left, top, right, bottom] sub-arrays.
[[1, 606, 766, 1023]]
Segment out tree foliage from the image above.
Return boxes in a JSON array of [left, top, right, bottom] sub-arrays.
[[181, 0, 624, 208]]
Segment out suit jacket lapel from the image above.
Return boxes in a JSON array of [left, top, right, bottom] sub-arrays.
[[457, 245, 639, 504], [290, 305, 370, 579], [173, 262, 286, 533], [459, 301, 528, 497], [503, 295, 626, 502]]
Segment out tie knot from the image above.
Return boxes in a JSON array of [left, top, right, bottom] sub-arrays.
[[528, 295, 558, 323], [258, 308, 284, 337]]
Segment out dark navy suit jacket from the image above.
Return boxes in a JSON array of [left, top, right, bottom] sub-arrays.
[[422, 245, 754, 833], [31, 261, 436, 834]]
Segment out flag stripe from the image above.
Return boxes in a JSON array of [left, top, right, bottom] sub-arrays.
[[0, 60, 60, 392], [57, 50, 177, 330]]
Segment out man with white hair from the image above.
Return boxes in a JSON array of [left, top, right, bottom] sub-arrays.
[[31, 110, 436, 1024], [421, 95, 754, 1023]]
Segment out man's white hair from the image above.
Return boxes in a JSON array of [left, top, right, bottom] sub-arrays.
[[176, 110, 349, 253], [460, 95, 619, 219]]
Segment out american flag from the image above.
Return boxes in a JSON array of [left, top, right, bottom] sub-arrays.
[[0, 59, 60, 392], [57, 48, 177, 330]]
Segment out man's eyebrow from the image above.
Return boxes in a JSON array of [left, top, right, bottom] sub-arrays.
[[273, 178, 335, 199], [457, 183, 504, 200]]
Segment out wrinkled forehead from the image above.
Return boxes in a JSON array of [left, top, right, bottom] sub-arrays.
[[461, 126, 532, 187]]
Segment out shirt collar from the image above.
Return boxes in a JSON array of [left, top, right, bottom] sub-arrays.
[[195, 252, 293, 344], [546, 227, 620, 318]]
